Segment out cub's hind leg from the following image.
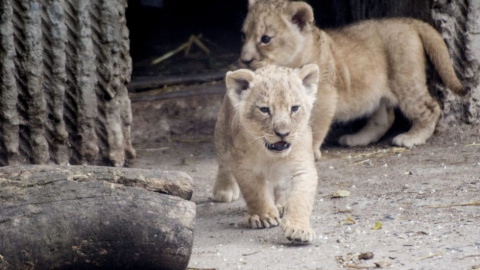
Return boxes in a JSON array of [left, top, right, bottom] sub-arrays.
[[388, 31, 441, 148], [339, 99, 395, 146], [393, 82, 441, 148], [213, 164, 240, 202]]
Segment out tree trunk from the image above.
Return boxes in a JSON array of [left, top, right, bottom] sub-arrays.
[[0, 166, 195, 270], [0, 0, 134, 167], [431, 0, 480, 124]]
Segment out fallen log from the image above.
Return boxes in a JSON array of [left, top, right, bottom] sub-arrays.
[[0, 166, 196, 270], [0, 165, 193, 200]]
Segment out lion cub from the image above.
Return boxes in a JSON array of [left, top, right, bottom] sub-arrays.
[[213, 64, 319, 243], [240, 0, 466, 160]]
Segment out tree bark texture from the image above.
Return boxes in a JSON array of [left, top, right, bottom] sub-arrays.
[[431, 0, 480, 124], [0, 165, 196, 270], [0, 0, 135, 167]]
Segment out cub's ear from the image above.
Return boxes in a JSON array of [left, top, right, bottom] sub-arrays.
[[225, 69, 255, 106], [298, 64, 319, 99], [287, 1, 314, 31]]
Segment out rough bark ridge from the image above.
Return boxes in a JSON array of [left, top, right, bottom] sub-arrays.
[[431, 0, 480, 124], [0, 0, 135, 166], [0, 165, 195, 270], [328, 0, 480, 125]]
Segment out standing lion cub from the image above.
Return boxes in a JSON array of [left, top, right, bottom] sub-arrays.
[[240, 0, 466, 160], [213, 64, 319, 243]]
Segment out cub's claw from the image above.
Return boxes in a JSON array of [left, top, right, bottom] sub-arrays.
[[282, 218, 315, 243], [245, 213, 281, 229], [276, 205, 285, 218]]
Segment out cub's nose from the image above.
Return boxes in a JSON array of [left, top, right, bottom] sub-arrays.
[[274, 130, 290, 139], [240, 58, 253, 67]]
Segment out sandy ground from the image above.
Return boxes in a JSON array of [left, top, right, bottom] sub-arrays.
[[132, 124, 480, 270]]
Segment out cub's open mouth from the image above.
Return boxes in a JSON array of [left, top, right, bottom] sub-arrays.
[[265, 140, 291, 152]]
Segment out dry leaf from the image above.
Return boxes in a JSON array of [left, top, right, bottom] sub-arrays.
[[333, 190, 351, 198], [342, 215, 356, 225], [371, 222, 382, 230]]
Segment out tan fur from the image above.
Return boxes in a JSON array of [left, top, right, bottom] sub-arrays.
[[241, 0, 465, 160], [213, 64, 319, 243]]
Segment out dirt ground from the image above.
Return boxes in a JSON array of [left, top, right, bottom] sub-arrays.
[[132, 122, 480, 270]]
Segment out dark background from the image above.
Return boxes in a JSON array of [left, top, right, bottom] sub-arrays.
[[126, 0, 432, 77]]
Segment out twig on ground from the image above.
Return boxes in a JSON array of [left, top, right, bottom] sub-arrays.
[[414, 252, 444, 261], [142, 147, 169, 152], [348, 147, 408, 159], [343, 264, 373, 269], [465, 142, 480, 147], [426, 201, 480, 209], [459, 254, 480, 260], [171, 137, 211, 143], [242, 250, 261, 256], [151, 34, 210, 65], [349, 159, 371, 166]]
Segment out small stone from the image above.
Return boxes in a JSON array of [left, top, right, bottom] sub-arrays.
[[374, 259, 393, 268], [358, 252, 374, 260]]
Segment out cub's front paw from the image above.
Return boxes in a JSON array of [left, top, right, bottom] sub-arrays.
[[213, 183, 240, 202], [245, 211, 281, 229], [281, 218, 315, 243], [392, 134, 424, 148]]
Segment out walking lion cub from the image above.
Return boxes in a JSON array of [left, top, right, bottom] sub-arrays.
[[240, 0, 466, 160], [213, 64, 319, 243]]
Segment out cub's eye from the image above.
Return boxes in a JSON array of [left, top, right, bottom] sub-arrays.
[[241, 31, 246, 41], [291, 105, 300, 113], [259, 107, 270, 114], [260, 35, 271, 44]]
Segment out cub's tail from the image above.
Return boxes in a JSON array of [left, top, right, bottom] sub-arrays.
[[413, 20, 466, 96]]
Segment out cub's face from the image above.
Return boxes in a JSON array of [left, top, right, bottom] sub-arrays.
[[226, 65, 319, 156], [239, 0, 315, 69]]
